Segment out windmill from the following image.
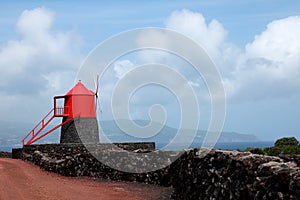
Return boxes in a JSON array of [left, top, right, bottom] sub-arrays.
[[22, 80, 101, 145]]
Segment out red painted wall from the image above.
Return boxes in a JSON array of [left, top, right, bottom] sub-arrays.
[[64, 95, 96, 118]]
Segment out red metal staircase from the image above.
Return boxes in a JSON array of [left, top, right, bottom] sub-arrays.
[[22, 107, 70, 146]]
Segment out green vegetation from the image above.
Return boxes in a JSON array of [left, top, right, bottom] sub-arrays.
[[244, 137, 300, 156], [275, 137, 299, 147]]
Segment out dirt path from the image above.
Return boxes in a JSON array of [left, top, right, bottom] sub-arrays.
[[0, 158, 171, 200]]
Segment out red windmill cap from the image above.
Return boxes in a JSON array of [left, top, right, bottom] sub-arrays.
[[65, 80, 94, 96]]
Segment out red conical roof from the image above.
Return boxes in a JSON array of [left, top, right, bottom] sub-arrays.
[[65, 80, 94, 96]]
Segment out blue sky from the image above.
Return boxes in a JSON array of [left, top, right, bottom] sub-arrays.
[[2, 1, 299, 50], [0, 1, 300, 141]]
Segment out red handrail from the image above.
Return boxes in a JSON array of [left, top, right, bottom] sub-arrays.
[[22, 107, 70, 146], [22, 108, 54, 145], [27, 118, 72, 144]]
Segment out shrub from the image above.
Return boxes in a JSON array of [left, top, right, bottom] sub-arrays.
[[264, 146, 282, 156], [275, 137, 299, 147], [244, 147, 265, 155], [241, 137, 300, 156]]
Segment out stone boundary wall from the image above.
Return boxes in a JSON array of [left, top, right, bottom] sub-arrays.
[[0, 151, 11, 158], [12, 142, 155, 159], [171, 149, 300, 199], [12, 144, 300, 199]]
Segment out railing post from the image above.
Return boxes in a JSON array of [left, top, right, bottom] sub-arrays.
[[54, 97, 57, 116]]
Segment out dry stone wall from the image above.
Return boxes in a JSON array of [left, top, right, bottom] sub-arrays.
[[170, 149, 300, 200], [0, 151, 11, 158], [12, 144, 300, 199]]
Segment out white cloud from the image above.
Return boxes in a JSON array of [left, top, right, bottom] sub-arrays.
[[246, 16, 300, 64], [17, 8, 54, 41], [165, 9, 228, 62], [134, 9, 239, 93], [227, 16, 300, 101], [113, 59, 136, 79], [161, 9, 300, 102], [0, 7, 83, 122], [0, 7, 82, 96], [134, 9, 230, 71]]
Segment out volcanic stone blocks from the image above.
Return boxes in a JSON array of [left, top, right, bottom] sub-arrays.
[[0, 151, 12, 158], [12, 144, 300, 199], [171, 149, 300, 200], [12, 142, 155, 160], [60, 117, 99, 144]]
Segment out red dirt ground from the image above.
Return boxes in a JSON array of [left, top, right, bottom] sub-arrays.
[[0, 158, 172, 200]]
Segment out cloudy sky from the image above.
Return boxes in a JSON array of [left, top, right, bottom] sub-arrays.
[[0, 1, 300, 141]]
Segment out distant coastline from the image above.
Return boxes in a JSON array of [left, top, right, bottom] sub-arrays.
[[156, 141, 274, 150], [1, 141, 274, 152]]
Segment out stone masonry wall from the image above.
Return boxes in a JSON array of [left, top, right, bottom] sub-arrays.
[[0, 151, 11, 158], [12, 144, 300, 199], [60, 117, 99, 144], [171, 149, 300, 199]]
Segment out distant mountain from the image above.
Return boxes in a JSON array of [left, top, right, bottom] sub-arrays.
[[0, 120, 60, 147], [98, 120, 260, 143], [0, 120, 32, 147], [218, 131, 259, 142], [0, 119, 259, 148]]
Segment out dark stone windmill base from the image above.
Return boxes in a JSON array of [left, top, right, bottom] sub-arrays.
[[60, 117, 99, 144]]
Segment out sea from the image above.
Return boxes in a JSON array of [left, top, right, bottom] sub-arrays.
[[156, 141, 274, 150], [0, 141, 274, 153]]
